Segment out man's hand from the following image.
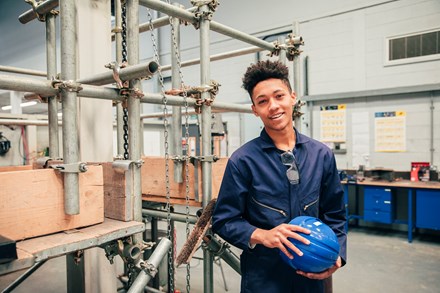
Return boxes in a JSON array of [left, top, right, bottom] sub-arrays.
[[250, 224, 311, 259], [296, 256, 342, 280]]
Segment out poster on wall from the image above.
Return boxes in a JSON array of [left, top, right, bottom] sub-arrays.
[[374, 111, 406, 152], [320, 104, 346, 142]]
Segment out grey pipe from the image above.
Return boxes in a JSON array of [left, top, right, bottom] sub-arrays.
[[0, 65, 47, 77], [198, 4, 214, 293], [139, 0, 275, 52], [127, 0, 143, 244], [204, 235, 241, 275], [160, 46, 264, 72], [0, 74, 254, 113], [1, 260, 48, 293], [0, 119, 60, 126], [142, 209, 197, 224], [138, 6, 197, 34], [78, 61, 159, 86], [60, 0, 79, 215], [127, 238, 172, 293], [171, 6, 183, 183], [115, 0, 125, 156], [18, 0, 59, 24], [46, 13, 59, 158]]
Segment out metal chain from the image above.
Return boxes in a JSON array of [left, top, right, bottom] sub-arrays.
[[167, 5, 192, 292], [121, 1, 129, 160], [146, 8, 174, 293]]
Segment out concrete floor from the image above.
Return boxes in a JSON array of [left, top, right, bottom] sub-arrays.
[[1, 226, 440, 293]]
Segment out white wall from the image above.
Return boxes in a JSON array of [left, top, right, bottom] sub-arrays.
[[1, 0, 439, 171]]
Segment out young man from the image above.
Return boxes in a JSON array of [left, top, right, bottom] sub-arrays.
[[212, 60, 347, 293]]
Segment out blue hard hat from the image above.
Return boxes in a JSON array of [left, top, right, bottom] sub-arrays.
[[280, 216, 340, 273]]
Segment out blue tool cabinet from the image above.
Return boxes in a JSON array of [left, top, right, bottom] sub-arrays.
[[363, 186, 394, 224], [416, 190, 440, 230]]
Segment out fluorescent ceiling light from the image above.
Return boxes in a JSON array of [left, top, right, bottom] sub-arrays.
[[1, 101, 38, 110]]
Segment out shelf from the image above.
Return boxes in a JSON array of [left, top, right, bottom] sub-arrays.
[[0, 218, 144, 276]]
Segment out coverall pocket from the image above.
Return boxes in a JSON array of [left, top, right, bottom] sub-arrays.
[[249, 193, 288, 228], [301, 190, 319, 216]]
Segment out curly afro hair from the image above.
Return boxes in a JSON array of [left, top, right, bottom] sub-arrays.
[[242, 60, 292, 100]]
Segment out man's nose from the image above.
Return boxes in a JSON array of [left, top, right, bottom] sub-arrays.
[[268, 98, 279, 111]]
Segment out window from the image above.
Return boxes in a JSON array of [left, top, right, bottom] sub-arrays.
[[388, 30, 440, 63]]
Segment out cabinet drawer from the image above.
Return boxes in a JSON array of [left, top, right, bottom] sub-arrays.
[[416, 190, 440, 230], [364, 210, 393, 224], [364, 187, 392, 212]]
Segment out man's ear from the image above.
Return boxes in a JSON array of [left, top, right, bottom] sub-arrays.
[[251, 104, 259, 117], [291, 91, 297, 103]]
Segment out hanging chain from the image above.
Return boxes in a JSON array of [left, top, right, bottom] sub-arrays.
[[170, 17, 191, 293], [146, 8, 174, 293], [167, 3, 192, 292], [121, 1, 129, 160]]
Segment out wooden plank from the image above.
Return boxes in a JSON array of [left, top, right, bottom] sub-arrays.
[[102, 162, 132, 221], [0, 166, 104, 241], [16, 219, 144, 262], [0, 219, 144, 275], [0, 249, 34, 276], [141, 157, 228, 202], [142, 195, 202, 207], [0, 165, 33, 172], [354, 178, 440, 189]]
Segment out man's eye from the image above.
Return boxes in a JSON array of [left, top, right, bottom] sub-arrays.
[[258, 100, 267, 105]]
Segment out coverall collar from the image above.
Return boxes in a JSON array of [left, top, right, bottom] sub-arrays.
[[259, 127, 311, 151]]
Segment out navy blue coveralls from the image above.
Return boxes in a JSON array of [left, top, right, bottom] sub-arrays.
[[212, 128, 347, 293]]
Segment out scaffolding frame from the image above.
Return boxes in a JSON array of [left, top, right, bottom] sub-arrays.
[[0, 0, 302, 292]]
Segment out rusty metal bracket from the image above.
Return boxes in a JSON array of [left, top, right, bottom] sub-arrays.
[[105, 62, 128, 89], [285, 33, 304, 61], [52, 79, 83, 93], [25, 0, 59, 22], [52, 162, 88, 173], [190, 155, 219, 163]]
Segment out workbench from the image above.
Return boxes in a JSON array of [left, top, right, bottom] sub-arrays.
[[343, 179, 440, 242], [0, 219, 144, 276]]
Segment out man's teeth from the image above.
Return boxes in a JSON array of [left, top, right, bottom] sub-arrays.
[[271, 113, 282, 119]]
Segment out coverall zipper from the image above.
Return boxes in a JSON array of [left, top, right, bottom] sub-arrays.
[[251, 196, 287, 217], [303, 198, 319, 211]]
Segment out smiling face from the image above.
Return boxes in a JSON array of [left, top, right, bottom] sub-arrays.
[[251, 78, 296, 135]]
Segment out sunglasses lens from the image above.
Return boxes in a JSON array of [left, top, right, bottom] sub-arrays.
[[281, 151, 294, 165]]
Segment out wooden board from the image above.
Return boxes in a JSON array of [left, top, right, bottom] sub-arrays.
[[0, 165, 104, 241], [0, 219, 144, 275], [102, 162, 132, 221], [343, 178, 440, 189], [141, 157, 228, 202], [0, 165, 33, 172]]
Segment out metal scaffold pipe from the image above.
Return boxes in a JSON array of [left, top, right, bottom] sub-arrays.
[[115, 0, 125, 156], [140, 93, 253, 113], [142, 209, 198, 224], [0, 74, 124, 101], [127, 0, 143, 244], [198, 4, 214, 293], [19, 0, 59, 24], [139, 6, 197, 32], [60, 0, 80, 215], [171, 5, 183, 183], [139, 0, 276, 52], [0, 65, 47, 77], [0, 74, 253, 113], [46, 12, 60, 158], [78, 61, 159, 86], [160, 46, 264, 72], [126, 237, 172, 293]]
